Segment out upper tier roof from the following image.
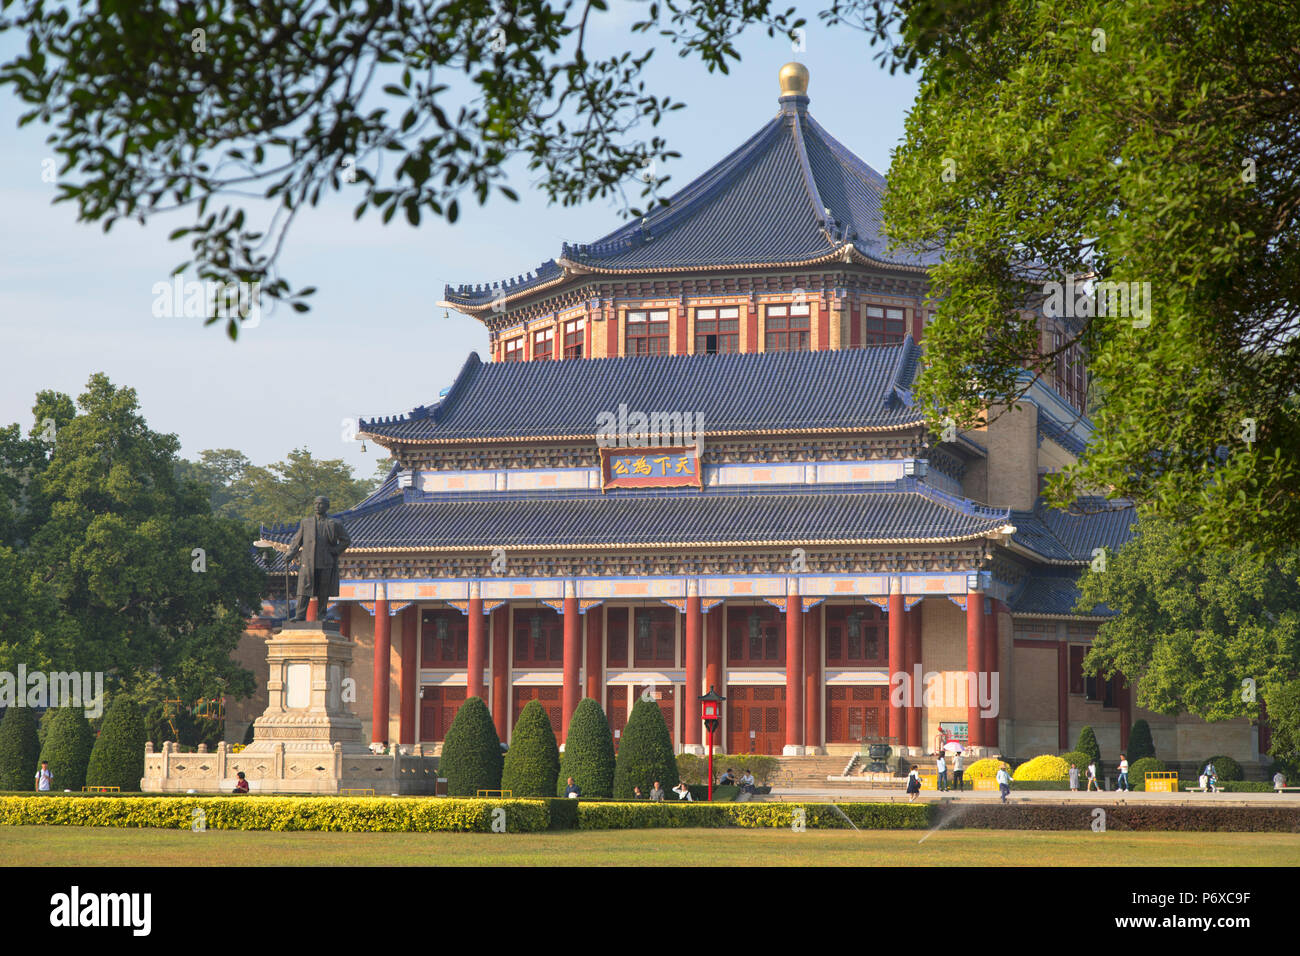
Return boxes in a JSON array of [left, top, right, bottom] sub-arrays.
[[358, 339, 924, 444], [442, 66, 938, 310]]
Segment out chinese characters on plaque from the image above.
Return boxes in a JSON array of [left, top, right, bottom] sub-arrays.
[[599, 446, 703, 491]]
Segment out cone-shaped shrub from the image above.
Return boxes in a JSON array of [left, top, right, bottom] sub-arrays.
[[39, 708, 95, 791], [1127, 719, 1155, 762], [0, 707, 40, 790], [1076, 725, 1101, 768], [613, 697, 679, 798], [501, 699, 559, 797], [85, 696, 146, 792], [438, 696, 503, 796], [558, 698, 615, 797]]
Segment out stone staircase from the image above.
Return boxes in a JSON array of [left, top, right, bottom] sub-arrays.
[[771, 754, 869, 788]]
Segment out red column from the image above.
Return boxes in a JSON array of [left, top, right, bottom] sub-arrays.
[[1058, 638, 1070, 752], [906, 600, 922, 750], [983, 598, 998, 748], [585, 606, 603, 702], [965, 593, 985, 749], [467, 596, 486, 700], [784, 598, 804, 752], [804, 604, 821, 753], [491, 605, 509, 741], [705, 603, 723, 696], [562, 593, 580, 741], [1118, 672, 1131, 751], [888, 588, 905, 743], [398, 606, 417, 746], [372, 599, 391, 746], [339, 603, 352, 640], [684, 592, 703, 747]]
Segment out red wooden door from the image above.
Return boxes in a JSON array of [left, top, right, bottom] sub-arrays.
[[512, 685, 562, 739], [726, 685, 785, 754], [420, 686, 466, 742], [825, 686, 888, 744], [607, 686, 627, 751]]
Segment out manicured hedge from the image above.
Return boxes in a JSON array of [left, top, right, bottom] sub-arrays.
[[576, 801, 933, 831], [501, 699, 559, 797], [85, 696, 146, 792], [1127, 720, 1155, 763], [1128, 757, 1168, 791], [0, 707, 40, 791], [935, 803, 1300, 832], [39, 708, 95, 792], [0, 795, 561, 832], [1201, 755, 1244, 781], [558, 698, 615, 798], [613, 698, 679, 798], [438, 696, 503, 797]]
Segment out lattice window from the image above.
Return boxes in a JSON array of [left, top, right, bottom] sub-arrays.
[[695, 306, 740, 354], [563, 318, 584, 358], [753, 686, 776, 701], [765, 303, 810, 352], [533, 326, 555, 361], [626, 309, 669, 355], [502, 336, 523, 362], [864, 305, 905, 345]]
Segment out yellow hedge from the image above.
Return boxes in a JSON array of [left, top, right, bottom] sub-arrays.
[[1013, 755, 1070, 782], [963, 758, 1011, 780], [0, 796, 552, 832], [575, 801, 931, 830]]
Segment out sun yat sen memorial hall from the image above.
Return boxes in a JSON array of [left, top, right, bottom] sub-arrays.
[[256, 64, 1262, 767]]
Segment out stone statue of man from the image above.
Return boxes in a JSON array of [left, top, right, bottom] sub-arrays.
[[285, 496, 351, 622]]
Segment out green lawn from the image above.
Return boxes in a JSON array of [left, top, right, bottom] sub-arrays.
[[2, 826, 1297, 866]]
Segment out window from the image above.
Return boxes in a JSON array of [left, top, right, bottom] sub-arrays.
[[765, 303, 810, 352], [512, 608, 563, 666], [502, 337, 523, 362], [605, 608, 628, 668], [824, 604, 887, 666], [695, 306, 740, 354], [864, 305, 906, 345], [563, 318, 585, 358], [1068, 644, 1086, 695], [632, 606, 676, 667], [626, 309, 669, 355], [421, 609, 468, 666], [726, 605, 785, 666], [532, 326, 555, 361]]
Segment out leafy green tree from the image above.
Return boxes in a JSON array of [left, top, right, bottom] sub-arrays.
[[0, 707, 40, 790], [882, 0, 1300, 557], [558, 698, 616, 797], [229, 448, 374, 528], [1079, 517, 1300, 766], [613, 698, 679, 799], [1075, 726, 1101, 770], [1126, 719, 1155, 763], [85, 696, 147, 792], [39, 708, 96, 792], [0, 376, 261, 731], [501, 700, 560, 797], [438, 697, 503, 797], [174, 449, 253, 519]]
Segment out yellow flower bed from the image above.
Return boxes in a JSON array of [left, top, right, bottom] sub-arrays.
[[1012, 755, 1070, 781], [963, 758, 1011, 780]]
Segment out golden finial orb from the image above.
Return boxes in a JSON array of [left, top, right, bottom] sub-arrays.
[[779, 61, 809, 97]]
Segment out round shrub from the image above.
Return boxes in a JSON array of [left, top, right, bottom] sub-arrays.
[[964, 758, 1010, 780], [1127, 719, 1155, 763], [1202, 755, 1243, 781], [1012, 754, 1069, 781], [558, 698, 615, 797], [85, 696, 147, 792], [501, 699, 559, 797], [1128, 756, 1168, 791], [39, 708, 95, 792], [1058, 750, 1091, 775], [613, 697, 679, 798], [437, 696, 503, 796], [676, 752, 707, 786], [1075, 725, 1101, 767], [0, 707, 40, 791]]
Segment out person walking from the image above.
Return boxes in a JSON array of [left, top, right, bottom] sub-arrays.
[[952, 751, 964, 792], [1069, 763, 1080, 792], [1086, 760, 1100, 791], [996, 765, 1012, 803], [35, 760, 51, 792], [906, 765, 921, 803], [1116, 754, 1130, 792], [936, 753, 948, 792]]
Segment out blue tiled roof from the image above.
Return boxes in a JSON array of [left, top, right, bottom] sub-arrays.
[[1010, 571, 1114, 617], [259, 480, 1010, 551], [1012, 497, 1137, 563], [359, 341, 925, 442], [443, 99, 937, 307]]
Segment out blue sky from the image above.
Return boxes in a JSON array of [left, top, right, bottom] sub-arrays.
[[0, 9, 919, 476]]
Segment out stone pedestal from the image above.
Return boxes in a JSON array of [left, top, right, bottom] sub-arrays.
[[143, 623, 438, 794]]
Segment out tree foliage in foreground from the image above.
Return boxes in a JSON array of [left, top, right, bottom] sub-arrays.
[[1079, 517, 1300, 764], [883, 0, 1300, 557]]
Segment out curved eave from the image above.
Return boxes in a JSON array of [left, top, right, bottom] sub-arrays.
[[845, 246, 932, 274], [1004, 538, 1088, 568], [555, 245, 851, 277], [357, 420, 927, 447]]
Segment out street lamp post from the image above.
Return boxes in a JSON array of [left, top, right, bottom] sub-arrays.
[[699, 686, 725, 802]]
